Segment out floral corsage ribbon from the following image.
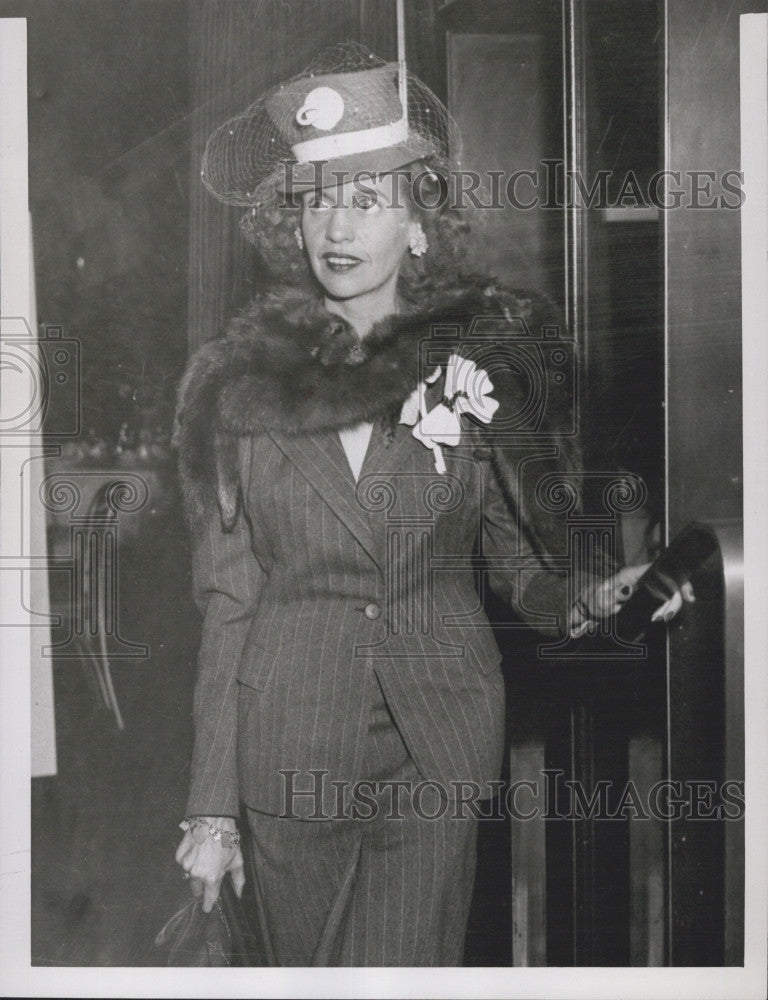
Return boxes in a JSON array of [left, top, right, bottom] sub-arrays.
[[399, 353, 499, 474]]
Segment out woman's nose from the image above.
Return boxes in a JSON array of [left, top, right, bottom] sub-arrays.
[[325, 206, 355, 243]]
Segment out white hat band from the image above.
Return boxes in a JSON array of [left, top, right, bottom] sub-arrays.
[[291, 116, 408, 164]]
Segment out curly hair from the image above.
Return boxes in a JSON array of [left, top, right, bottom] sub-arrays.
[[239, 161, 478, 311]]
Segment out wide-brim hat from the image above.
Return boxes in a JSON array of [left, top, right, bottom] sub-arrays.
[[200, 41, 461, 204]]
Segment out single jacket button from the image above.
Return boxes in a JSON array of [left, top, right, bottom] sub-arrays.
[[364, 602, 381, 620]]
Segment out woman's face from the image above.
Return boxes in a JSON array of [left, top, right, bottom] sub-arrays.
[[300, 174, 411, 304]]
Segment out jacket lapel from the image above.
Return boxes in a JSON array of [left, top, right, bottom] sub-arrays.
[[267, 428, 382, 571], [358, 418, 413, 480]]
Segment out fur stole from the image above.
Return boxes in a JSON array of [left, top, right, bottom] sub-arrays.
[[174, 277, 581, 555]]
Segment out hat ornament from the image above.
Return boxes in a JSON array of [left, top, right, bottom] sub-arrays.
[[295, 87, 345, 131]]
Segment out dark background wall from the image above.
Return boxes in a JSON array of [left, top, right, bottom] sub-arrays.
[[0, 0, 191, 449]]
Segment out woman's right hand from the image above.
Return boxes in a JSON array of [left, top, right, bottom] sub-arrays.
[[174, 816, 245, 913]]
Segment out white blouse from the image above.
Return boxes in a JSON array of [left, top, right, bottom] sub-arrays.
[[338, 421, 373, 482]]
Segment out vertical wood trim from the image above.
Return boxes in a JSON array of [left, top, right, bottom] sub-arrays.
[[510, 740, 547, 965], [570, 700, 596, 965], [562, 0, 585, 339], [661, 0, 673, 961], [562, 0, 610, 471], [737, 10, 768, 969], [629, 736, 664, 965], [188, 2, 245, 352], [721, 523, 745, 964]]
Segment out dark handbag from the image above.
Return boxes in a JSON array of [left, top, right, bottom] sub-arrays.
[[616, 521, 717, 641], [154, 873, 262, 966]]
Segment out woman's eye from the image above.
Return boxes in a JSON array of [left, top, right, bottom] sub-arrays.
[[353, 192, 379, 212]]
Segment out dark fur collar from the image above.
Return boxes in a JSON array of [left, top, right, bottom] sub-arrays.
[[174, 277, 579, 536]]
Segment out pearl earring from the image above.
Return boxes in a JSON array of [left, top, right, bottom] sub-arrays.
[[294, 226, 304, 250], [408, 221, 428, 257]]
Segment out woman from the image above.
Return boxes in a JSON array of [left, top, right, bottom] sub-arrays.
[[173, 43, 683, 966]]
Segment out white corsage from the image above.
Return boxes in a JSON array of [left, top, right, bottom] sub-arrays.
[[399, 354, 499, 474]]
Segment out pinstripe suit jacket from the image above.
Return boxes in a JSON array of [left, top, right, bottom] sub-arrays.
[[177, 282, 579, 819], [186, 419, 573, 819]]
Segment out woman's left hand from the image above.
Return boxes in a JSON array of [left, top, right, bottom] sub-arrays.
[[572, 564, 695, 637]]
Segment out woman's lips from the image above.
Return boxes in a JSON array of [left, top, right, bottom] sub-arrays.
[[322, 252, 363, 273]]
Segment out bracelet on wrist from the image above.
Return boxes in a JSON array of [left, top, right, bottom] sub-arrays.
[[179, 816, 241, 850]]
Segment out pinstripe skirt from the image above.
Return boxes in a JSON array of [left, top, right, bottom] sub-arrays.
[[244, 665, 479, 966]]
